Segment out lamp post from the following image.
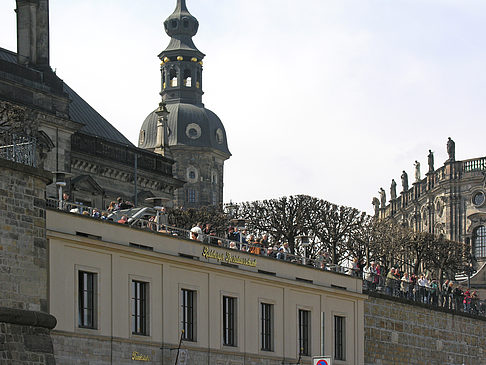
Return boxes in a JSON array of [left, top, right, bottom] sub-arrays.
[[296, 235, 311, 265], [55, 181, 66, 209]]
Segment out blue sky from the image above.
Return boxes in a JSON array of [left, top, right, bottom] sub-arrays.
[[1, 0, 485, 213]]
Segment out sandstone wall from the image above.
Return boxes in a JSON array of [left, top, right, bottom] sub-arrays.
[[365, 292, 486, 365], [0, 158, 57, 365], [0, 159, 51, 312]]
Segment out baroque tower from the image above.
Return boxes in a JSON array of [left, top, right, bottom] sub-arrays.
[[139, 0, 231, 208]]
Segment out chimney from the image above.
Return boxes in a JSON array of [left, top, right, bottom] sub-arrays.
[[16, 0, 50, 69]]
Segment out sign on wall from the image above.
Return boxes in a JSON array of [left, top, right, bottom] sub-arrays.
[[313, 357, 332, 365]]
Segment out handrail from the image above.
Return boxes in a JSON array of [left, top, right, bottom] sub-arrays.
[[46, 198, 356, 277]]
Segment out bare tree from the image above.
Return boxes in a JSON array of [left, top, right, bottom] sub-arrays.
[[310, 201, 365, 265], [239, 195, 314, 253]]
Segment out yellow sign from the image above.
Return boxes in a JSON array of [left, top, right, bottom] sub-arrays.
[[131, 351, 150, 361], [202, 247, 257, 267]]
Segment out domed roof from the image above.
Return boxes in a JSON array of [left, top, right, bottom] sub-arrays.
[[138, 103, 230, 157]]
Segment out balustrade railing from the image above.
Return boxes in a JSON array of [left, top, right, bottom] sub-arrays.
[[0, 134, 36, 167], [46, 198, 355, 277], [463, 157, 486, 173]]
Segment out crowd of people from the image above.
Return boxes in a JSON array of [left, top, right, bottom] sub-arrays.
[[55, 197, 485, 317], [363, 262, 485, 316]]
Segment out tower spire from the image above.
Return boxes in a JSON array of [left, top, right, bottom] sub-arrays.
[[159, 0, 205, 105]]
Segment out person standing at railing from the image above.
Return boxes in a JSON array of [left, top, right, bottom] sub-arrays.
[[400, 272, 411, 299], [463, 289, 472, 313], [453, 285, 463, 311], [385, 268, 395, 296], [190, 222, 203, 242], [430, 279, 439, 306], [417, 275, 427, 303]]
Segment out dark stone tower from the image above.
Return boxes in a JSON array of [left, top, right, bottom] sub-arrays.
[[139, 0, 231, 208], [16, 0, 50, 69]]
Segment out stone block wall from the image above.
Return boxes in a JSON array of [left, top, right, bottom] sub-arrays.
[[0, 158, 57, 365], [0, 159, 52, 312], [365, 292, 486, 365]]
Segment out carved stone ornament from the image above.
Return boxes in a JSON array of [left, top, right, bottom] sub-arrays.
[[0, 101, 39, 138], [185, 123, 201, 140]]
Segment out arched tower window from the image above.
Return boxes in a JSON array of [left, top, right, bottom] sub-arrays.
[[183, 69, 192, 87], [169, 68, 178, 87], [162, 70, 166, 89], [196, 70, 201, 88], [473, 226, 486, 258]]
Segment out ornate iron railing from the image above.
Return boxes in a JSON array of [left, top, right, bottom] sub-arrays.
[[0, 133, 36, 167]]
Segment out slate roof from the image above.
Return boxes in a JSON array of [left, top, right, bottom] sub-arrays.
[[63, 83, 133, 146], [0, 47, 134, 146], [139, 102, 231, 157]]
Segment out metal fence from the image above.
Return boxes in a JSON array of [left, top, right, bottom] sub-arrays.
[[363, 273, 486, 317], [46, 198, 352, 276], [0, 133, 36, 167]]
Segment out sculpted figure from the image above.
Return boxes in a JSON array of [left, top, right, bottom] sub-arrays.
[[401, 170, 409, 192], [414, 160, 421, 182], [372, 197, 380, 216], [447, 137, 455, 161], [428, 150, 434, 173], [379, 188, 386, 208], [390, 179, 397, 200]]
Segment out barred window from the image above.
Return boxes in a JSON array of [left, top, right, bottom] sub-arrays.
[[334, 316, 345, 361], [473, 226, 486, 258], [181, 289, 196, 341], [78, 271, 97, 329], [131, 281, 148, 335], [298, 309, 310, 356], [261, 303, 273, 351], [223, 296, 236, 346]]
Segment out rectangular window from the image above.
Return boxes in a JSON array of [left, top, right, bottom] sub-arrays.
[[131, 281, 148, 335], [187, 189, 197, 203], [223, 296, 236, 346], [334, 315, 345, 361], [261, 303, 273, 351], [298, 309, 310, 356], [181, 289, 196, 341], [78, 271, 97, 329]]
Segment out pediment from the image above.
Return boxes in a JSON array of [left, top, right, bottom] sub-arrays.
[[71, 175, 104, 194]]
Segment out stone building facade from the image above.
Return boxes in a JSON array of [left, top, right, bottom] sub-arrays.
[[375, 144, 486, 285], [138, 0, 231, 208], [1, 0, 186, 211]]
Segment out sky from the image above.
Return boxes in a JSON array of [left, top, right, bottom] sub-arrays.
[[1, 0, 486, 214]]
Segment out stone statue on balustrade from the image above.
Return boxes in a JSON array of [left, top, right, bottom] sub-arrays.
[[414, 160, 421, 182], [379, 188, 386, 208], [372, 197, 380, 216], [390, 179, 397, 200], [428, 150, 434, 173], [401, 170, 409, 192], [447, 137, 455, 162]]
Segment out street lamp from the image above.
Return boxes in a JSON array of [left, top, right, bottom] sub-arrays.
[[55, 181, 66, 209], [296, 235, 311, 265]]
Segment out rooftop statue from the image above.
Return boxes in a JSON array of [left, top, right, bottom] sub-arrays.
[[414, 160, 421, 182], [401, 170, 409, 192], [428, 150, 434, 173], [447, 137, 455, 162], [372, 197, 380, 216], [379, 188, 386, 208], [390, 179, 397, 200]]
